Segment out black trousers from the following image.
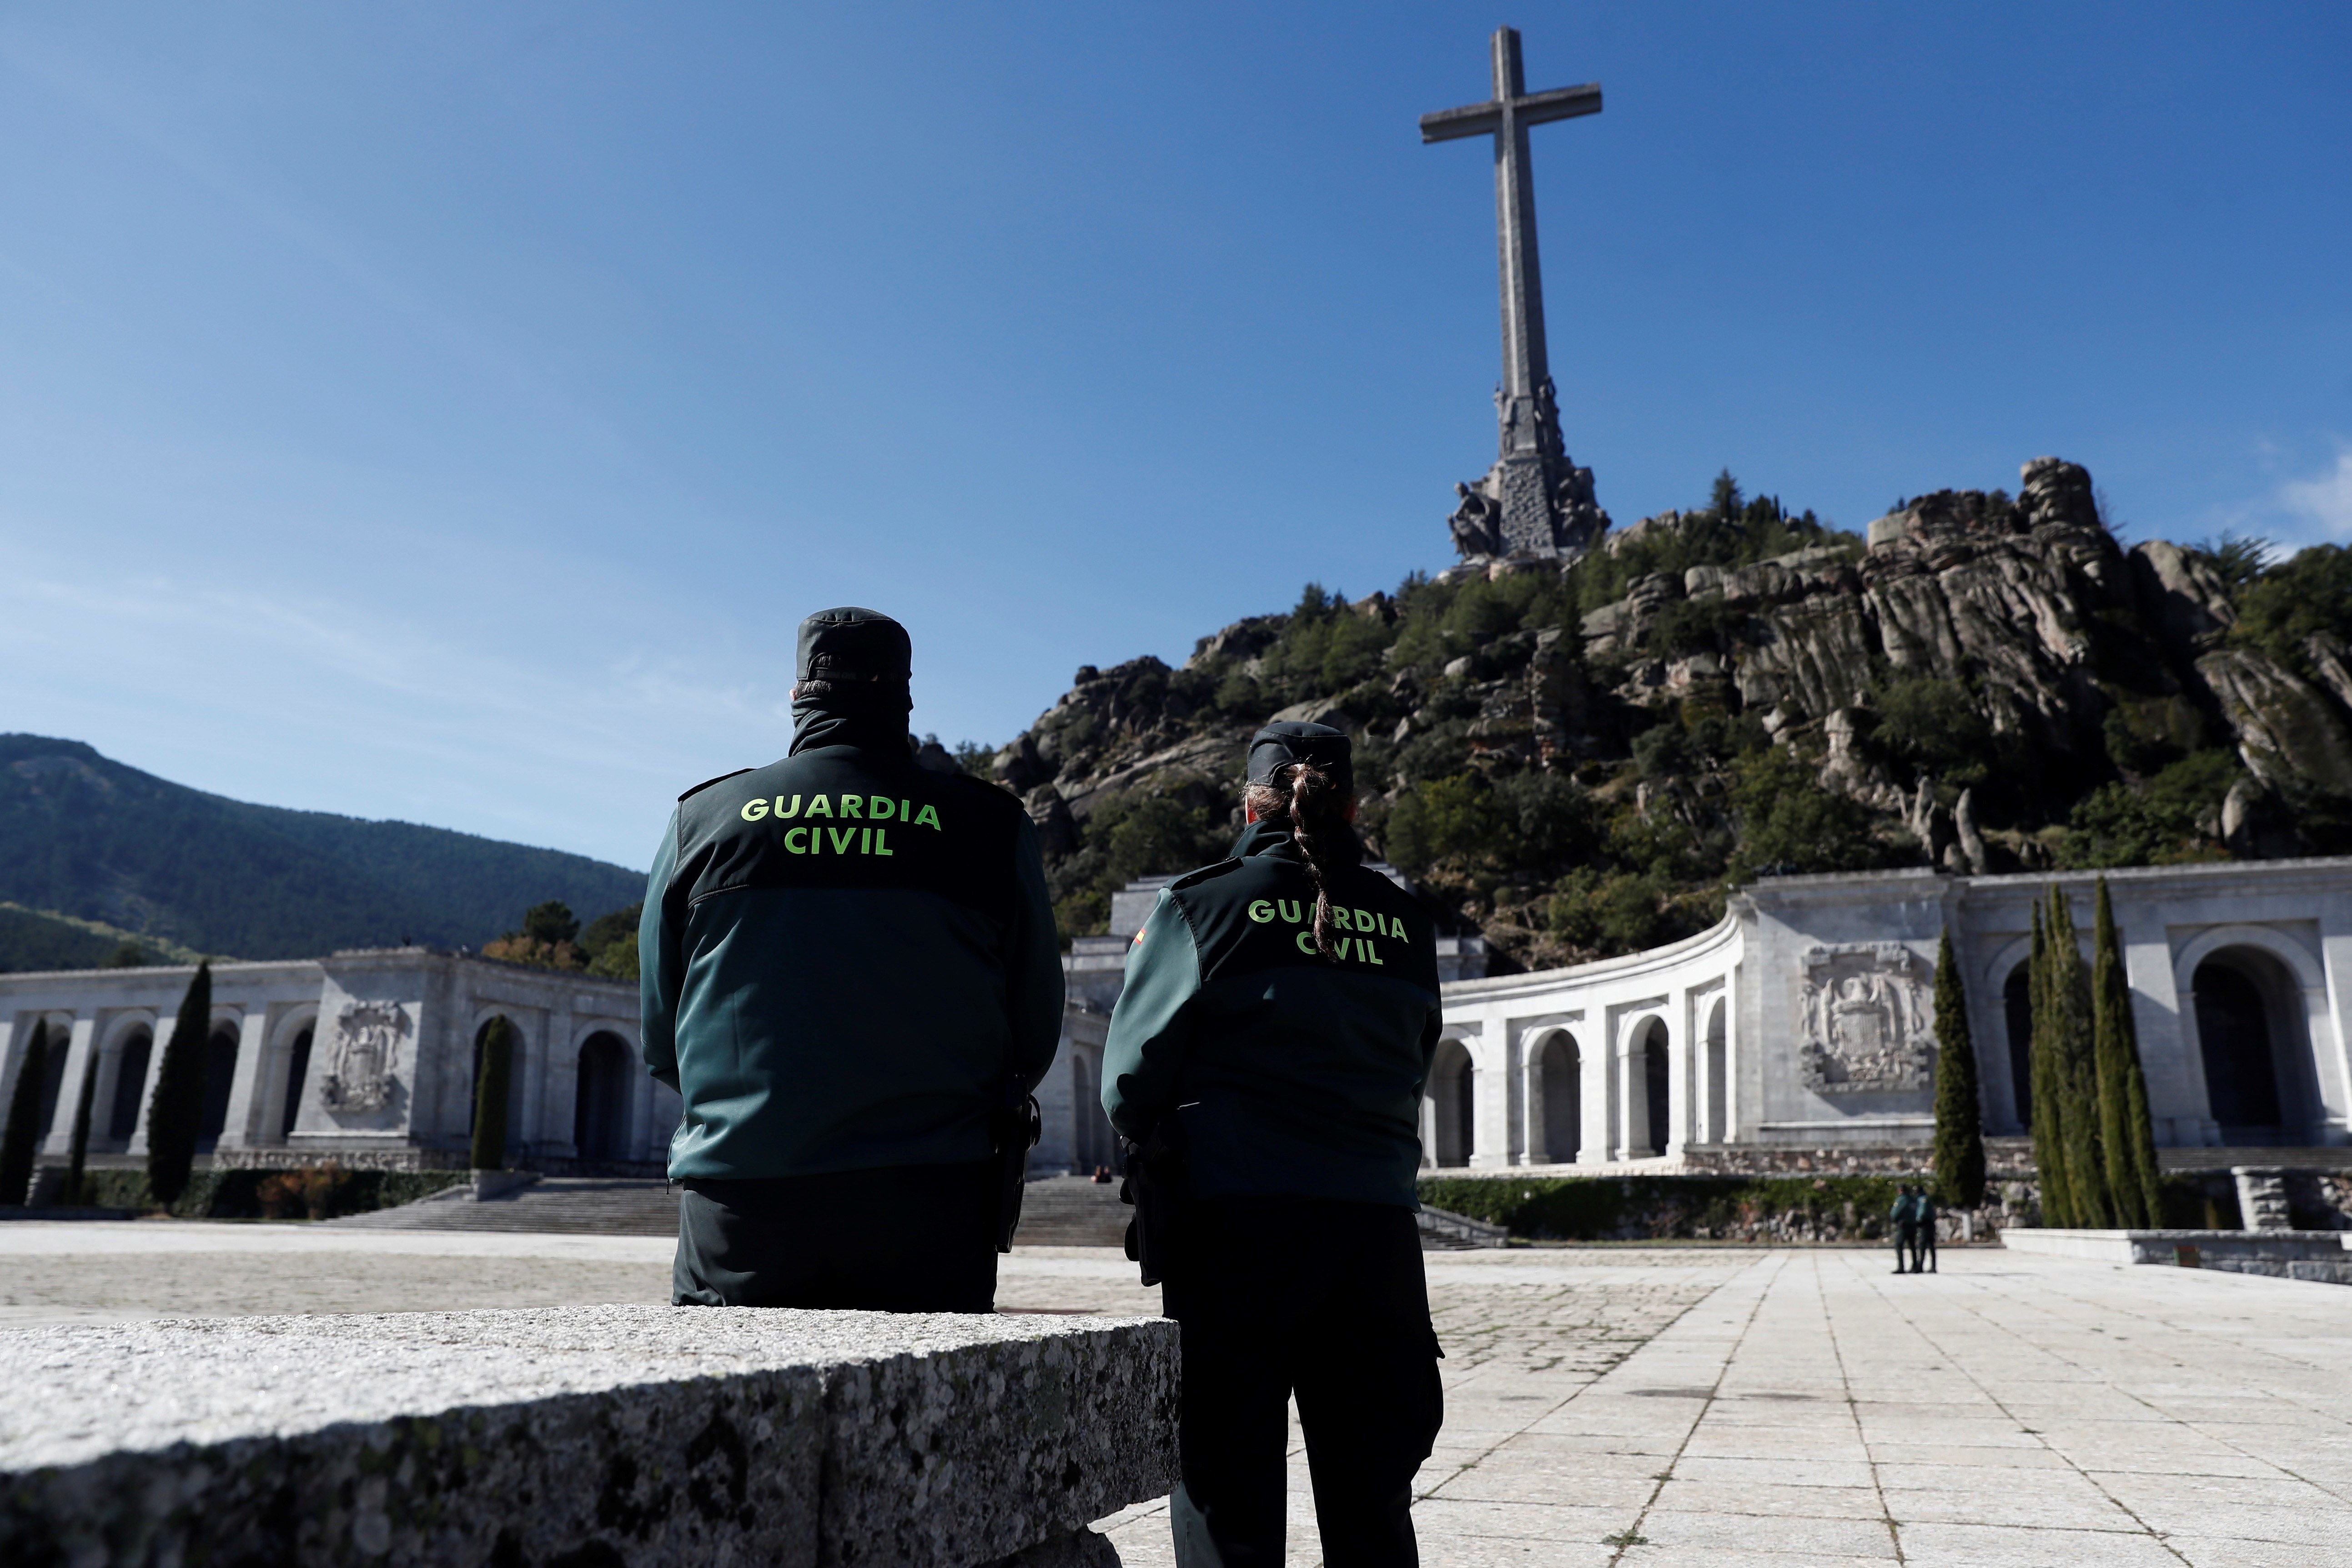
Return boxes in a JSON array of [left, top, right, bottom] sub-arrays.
[[1162, 1199, 1444, 1568], [673, 1158, 998, 1312], [1893, 1221, 1915, 1272], [1909, 1222, 1937, 1273]]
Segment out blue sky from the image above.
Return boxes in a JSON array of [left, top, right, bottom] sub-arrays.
[[1, 3, 2346, 871]]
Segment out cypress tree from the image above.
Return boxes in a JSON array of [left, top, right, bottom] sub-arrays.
[[0, 1020, 50, 1207], [2091, 879, 2166, 1227], [2046, 888, 2112, 1227], [63, 1044, 99, 1207], [1930, 929, 1987, 1210], [2026, 904, 2072, 1226], [147, 962, 212, 1209], [471, 1015, 514, 1172]]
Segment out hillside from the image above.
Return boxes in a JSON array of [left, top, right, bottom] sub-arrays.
[[989, 457, 2352, 971], [0, 736, 644, 962]]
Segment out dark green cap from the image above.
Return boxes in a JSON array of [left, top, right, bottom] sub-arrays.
[[1248, 720, 1352, 797], [795, 607, 911, 686]]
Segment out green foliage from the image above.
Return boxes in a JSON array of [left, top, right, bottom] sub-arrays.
[[0, 734, 643, 960], [2039, 889, 2111, 1227], [107, 941, 147, 968], [1383, 770, 1600, 880], [1569, 482, 1859, 617], [2196, 533, 2271, 596], [580, 903, 640, 980], [2091, 879, 2165, 1227], [1727, 747, 1901, 881], [521, 900, 579, 945], [471, 1015, 514, 1171], [0, 1019, 49, 1205], [1872, 675, 1993, 786], [1043, 784, 1236, 945], [1931, 931, 1987, 1209], [146, 963, 211, 1208], [1417, 1173, 1915, 1241], [71, 1165, 468, 1219], [2229, 543, 2352, 670], [2058, 750, 2240, 868], [2025, 905, 2070, 1226], [0, 904, 132, 974], [952, 739, 995, 779], [1254, 583, 1396, 704]]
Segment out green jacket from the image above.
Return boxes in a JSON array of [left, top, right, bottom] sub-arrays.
[[1101, 820, 1443, 1208], [640, 703, 1063, 1180]]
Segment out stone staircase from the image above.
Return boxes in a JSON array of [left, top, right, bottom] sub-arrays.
[[1014, 1175, 1132, 1247], [328, 1176, 678, 1236]]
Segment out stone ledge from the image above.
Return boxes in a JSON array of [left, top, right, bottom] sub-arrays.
[[2004, 1225, 2352, 1283], [0, 1305, 1178, 1567]]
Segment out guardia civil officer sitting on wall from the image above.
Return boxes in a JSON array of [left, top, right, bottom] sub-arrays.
[[640, 608, 1063, 1312], [1104, 720, 1446, 1568]]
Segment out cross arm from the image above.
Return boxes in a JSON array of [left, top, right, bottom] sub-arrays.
[[1514, 83, 1602, 126], [1420, 101, 1501, 143]]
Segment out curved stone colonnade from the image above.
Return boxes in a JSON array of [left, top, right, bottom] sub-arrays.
[[0, 949, 674, 1176], [1432, 856, 2352, 1171]]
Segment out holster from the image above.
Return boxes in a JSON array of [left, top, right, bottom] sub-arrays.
[[1119, 1121, 1190, 1287], [990, 1095, 1042, 1253]]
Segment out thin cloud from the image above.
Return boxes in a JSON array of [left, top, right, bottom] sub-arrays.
[[2280, 445, 2352, 540]]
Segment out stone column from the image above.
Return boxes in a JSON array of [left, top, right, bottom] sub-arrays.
[[125, 1014, 177, 1158], [1469, 1030, 1507, 1168], [211, 1011, 271, 1152], [1522, 1040, 1549, 1166], [1613, 1020, 1646, 1162], [1582, 1022, 1613, 1166], [38, 1017, 96, 1157]]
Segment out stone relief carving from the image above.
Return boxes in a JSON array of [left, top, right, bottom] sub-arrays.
[[1797, 943, 1933, 1094], [318, 1000, 408, 1113]]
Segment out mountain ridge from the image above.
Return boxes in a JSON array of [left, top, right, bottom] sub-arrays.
[[0, 734, 644, 963]]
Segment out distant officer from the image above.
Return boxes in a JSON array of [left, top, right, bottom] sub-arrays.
[[640, 607, 1063, 1311], [1912, 1187, 1939, 1274], [1105, 721, 1444, 1568], [1891, 1185, 1920, 1274]]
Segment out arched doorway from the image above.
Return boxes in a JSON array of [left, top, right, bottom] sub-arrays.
[[573, 1031, 633, 1162], [1641, 1023, 1670, 1157], [2194, 952, 2309, 1142], [196, 1025, 240, 1150], [36, 1028, 70, 1139], [279, 1028, 313, 1139], [470, 1016, 524, 1146], [1427, 1040, 1473, 1166], [1703, 999, 1728, 1144], [109, 1029, 152, 1142], [2003, 962, 2033, 1130], [1534, 1030, 1578, 1164]]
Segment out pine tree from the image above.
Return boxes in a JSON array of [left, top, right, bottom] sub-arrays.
[[147, 962, 212, 1209], [0, 1020, 51, 1207], [2026, 904, 2072, 1226], [471, 1015, 514, 1172], [64, 1044, 99, 1207], [1930, 929, 1987, 1209], [2091, 878, 2166, 1227], [2047, 888, 2112, 1227]]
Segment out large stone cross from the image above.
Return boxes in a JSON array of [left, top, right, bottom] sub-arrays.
[[1423, 28, 1608, 560]]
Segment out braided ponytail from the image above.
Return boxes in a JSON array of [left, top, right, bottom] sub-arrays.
[[1244, 761, 1352, 960]]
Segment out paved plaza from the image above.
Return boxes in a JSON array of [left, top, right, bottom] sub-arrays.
[[3, 1226, 2348, 1566]]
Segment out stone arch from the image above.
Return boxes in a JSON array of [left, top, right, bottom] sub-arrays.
[[1427, 1037, 1475, 1167], [572, 1030, 634, 1162], [263, 1007, 319, 1144], [468, 1012, 528, 1147], [2002, 960, 2034, 1131], [107, 1020, 156, 1144], [2173, 926, 2329, 1145], [1530, 1028, 1579, 1165], [1640, 1019, 1670, 1157], [1702, 995, 1728, 1144], [195, 1018, 241, 1150], [33, 1017, 72, 1139], [1070, 1047, 1115, 1171]]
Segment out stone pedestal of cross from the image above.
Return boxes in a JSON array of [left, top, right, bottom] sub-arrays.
[[1424, 27, 1611, 561]]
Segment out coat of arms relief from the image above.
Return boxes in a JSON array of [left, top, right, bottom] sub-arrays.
[[1797, 943, 1934, 1094], [318, 1000, 409, 1114]]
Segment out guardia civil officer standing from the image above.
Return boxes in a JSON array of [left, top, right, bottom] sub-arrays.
[[640, 608, 1062, 1311], [1104, 721, 1445, 1568]]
